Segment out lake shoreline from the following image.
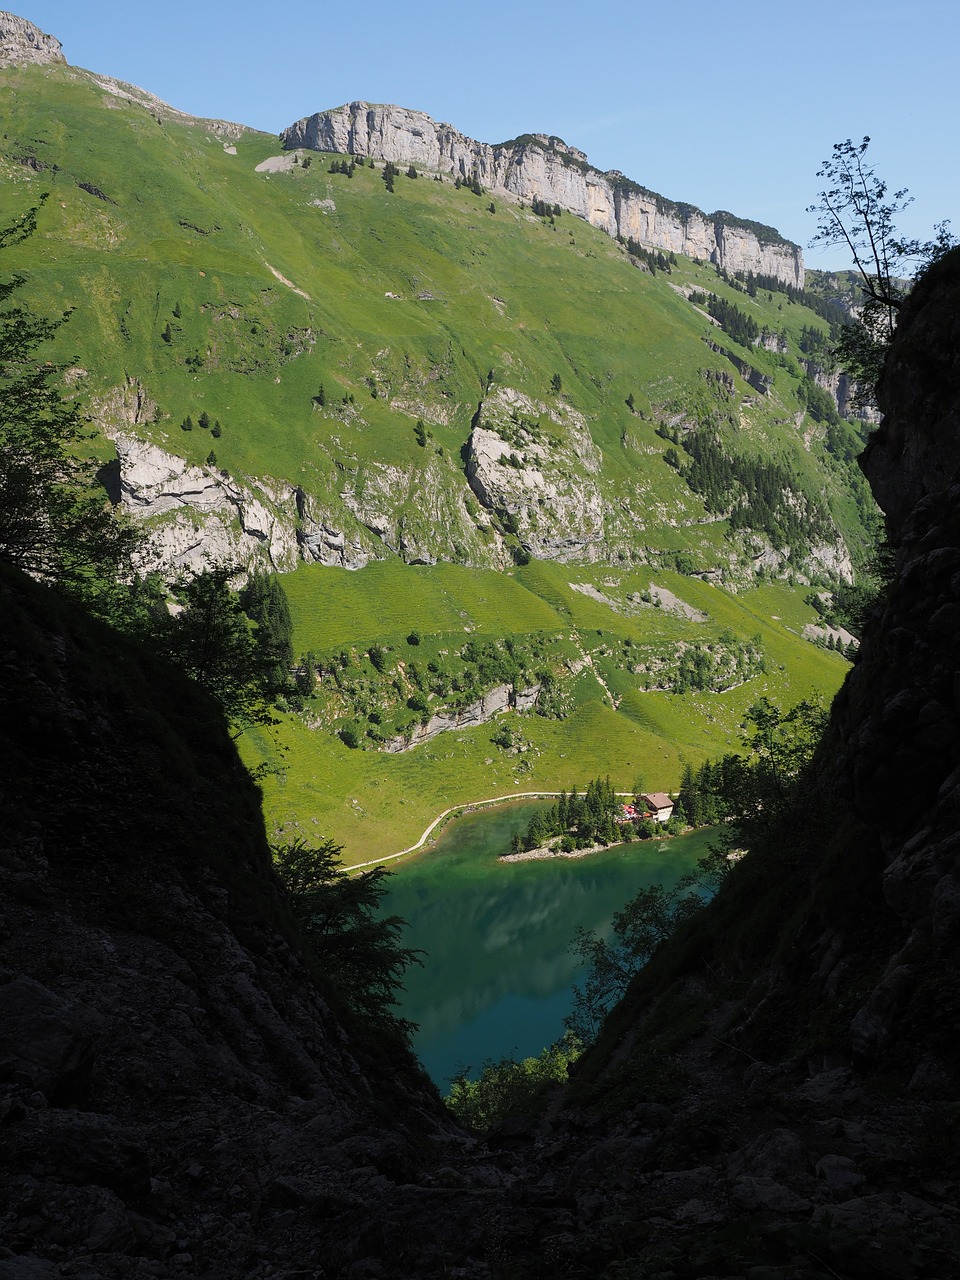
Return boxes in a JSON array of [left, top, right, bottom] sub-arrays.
[[499, 829, 692, 863], [350, 790, 642, 871], [499, 841, 622, 863]]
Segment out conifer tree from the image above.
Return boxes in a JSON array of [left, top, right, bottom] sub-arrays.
[[0, 198, 140, 593], [240, 568, 295, 694]]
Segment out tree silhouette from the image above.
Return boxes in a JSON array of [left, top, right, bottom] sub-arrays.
[[0, 197, 139, 593]]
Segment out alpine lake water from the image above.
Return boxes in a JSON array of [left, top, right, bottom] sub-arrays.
[[381, 799, 718, 1089]]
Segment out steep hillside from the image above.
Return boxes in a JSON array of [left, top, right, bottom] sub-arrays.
[[0, 22, 874, 586], [0, 562, 468, 1277]]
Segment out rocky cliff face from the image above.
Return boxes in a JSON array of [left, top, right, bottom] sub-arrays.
[[0, 567, 475, 1278], [117, 435, 301, 572], [282, 102, 804, 287], [0, 12, 64, 67], [464, 387, 607, 561], [382, 681, 540, 753], [114, 386, 741, 576], [115, 434, 378, 572]]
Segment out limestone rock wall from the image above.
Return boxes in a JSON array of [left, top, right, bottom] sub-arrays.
[[464, 388, 607, 562], [283, 102, 803, 286], [382, 681, 540, 753], [115, 434, 379, 573], [0, 12, 65, 67], [116, 434, 301, 573]]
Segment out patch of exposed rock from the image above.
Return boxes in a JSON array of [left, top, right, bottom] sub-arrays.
[[465, 387, 607, 560], [645, 583, 708, 620], [295, 486, 373, 569], [283, 103, 803, 287], [803, 621, 857, 648], [116, 434, 300, 572], [90, 375, 157, 432], [382, 682, 540, 752], [338, 453, 506, 567], [803, 358, 877, 423], [704, 336, 772, 394], [114, 434, 374, 573], [0, 12, 65, 67]]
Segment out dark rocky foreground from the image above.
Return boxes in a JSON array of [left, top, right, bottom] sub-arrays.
[[2, 254, 960, 1278]]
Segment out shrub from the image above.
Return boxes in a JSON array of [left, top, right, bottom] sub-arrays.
[[445, 1035, 581, 1132]]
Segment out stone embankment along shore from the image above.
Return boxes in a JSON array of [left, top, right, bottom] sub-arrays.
[[499, 840, 621, 863]]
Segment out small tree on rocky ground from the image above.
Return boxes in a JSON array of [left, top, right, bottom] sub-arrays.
[[446, 1034, 581, 1132]]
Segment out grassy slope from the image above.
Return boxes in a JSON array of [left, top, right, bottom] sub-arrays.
[[248, 559, 847, 864], [1, 62, 870, 556], [0, 63, 858, 862]]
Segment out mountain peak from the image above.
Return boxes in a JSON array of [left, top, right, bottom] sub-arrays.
[[0, 11, 65, 68]]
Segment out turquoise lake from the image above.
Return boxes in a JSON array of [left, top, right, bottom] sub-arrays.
[[382, 800, 716, 1088]]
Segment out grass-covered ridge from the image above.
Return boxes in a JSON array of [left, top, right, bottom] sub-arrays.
[[1, 59, 875, 579]]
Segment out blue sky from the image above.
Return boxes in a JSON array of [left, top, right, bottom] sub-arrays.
[[17, 0, 959, 271]]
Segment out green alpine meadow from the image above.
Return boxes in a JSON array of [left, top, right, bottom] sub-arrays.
[[0, 52, 875, 862]]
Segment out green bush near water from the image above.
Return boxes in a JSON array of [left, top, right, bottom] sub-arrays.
[[446, 1035, 582, 1132]]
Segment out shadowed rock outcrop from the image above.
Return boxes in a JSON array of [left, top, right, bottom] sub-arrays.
[[0, 569, 472, 1277], [516, 248, 960, 1277]]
